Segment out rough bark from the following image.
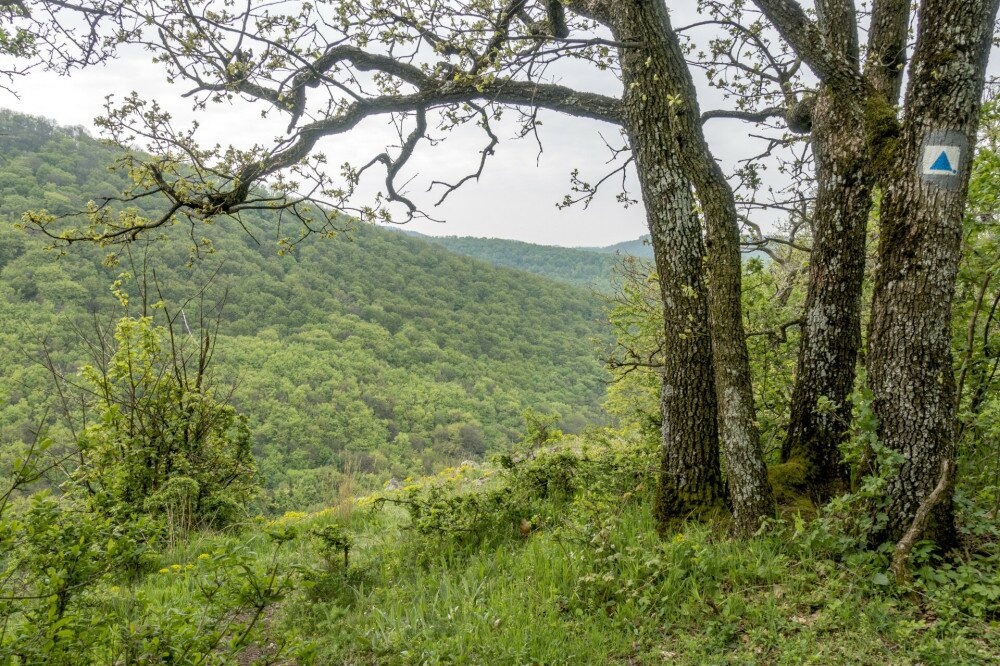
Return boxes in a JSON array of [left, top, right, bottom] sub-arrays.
[[863, 0, 910, 103], [751, 0, 865, 91], [781, 0, 866, 497], [782, 86, 867, 498], [781, 0, 909, 501], [868, 0, 999, 546], [610, 3, 725, 526], [611, 1, 775, 534]]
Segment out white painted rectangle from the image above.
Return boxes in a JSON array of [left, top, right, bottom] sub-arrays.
[[921, 145, 961, 176]]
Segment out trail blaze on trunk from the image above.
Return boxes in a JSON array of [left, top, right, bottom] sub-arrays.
[[782, 0, 910, 502], [868, 0, 1000, 546]]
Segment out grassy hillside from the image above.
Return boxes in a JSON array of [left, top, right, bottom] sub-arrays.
[[32, 435, 1000, 664], [4, 109, 1000, 666], [0, 110, 610, 511]]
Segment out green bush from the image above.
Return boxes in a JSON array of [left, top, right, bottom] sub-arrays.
[[75, 312, 257, 531]]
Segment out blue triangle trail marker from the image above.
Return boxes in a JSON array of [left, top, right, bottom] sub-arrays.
[[929, 150, 954, 173], [921, 131, 967, 190]]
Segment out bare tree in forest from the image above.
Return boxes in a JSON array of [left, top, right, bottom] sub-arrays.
[[753, 0, 1000, 544], [15, 0, 785, 533]]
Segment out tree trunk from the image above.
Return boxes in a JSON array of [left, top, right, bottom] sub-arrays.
[[612, 0, 775, 534], [868, 0, 999, 546], [782, 0, 910, 502], [781, 87, 867, 499], [779, 0, 865, 499], [612, 4, 725, 527]]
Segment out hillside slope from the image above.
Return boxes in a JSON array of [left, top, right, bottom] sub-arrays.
[[582, 235, 655, 258], [0, 110, 610, 510], [414, 233, 764, 288], [420, 235, 617, 290]]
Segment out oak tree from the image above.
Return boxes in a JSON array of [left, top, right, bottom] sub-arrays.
[[14, 0, 784, 533], [754, 0, 1000, 543]]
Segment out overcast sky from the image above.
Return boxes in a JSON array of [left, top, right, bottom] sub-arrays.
[[3, 2, 996, 248]]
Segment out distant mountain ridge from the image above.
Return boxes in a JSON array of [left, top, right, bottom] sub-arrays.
[[389, 231, 766, 282], [579, 235, 654, 258], [421, 236, 621, 290], [380, 228, 654, 290], [380, 228, 773, 290]]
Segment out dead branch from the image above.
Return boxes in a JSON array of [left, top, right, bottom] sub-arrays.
[[890, 459, 955, 584]]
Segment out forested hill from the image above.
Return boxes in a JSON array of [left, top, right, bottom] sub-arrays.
[[418, 234, 618, 290], [582, 235, 654, 258], [408, 234, 759, 289], [386, 231, 657, 290], [0, 110, 610, 511]]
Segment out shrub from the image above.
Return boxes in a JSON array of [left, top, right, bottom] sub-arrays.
[[75, 313, 257, 530]]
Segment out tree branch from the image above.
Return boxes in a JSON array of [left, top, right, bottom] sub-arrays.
[[863, 0, 911, 102], [890, 459, 955, 584], [751, 0, 864, 91], [701, 106, 787, 124]]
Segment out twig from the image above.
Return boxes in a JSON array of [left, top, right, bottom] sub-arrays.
[[890, 459, 955, 584]]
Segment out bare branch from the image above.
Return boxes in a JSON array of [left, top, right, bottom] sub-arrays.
[[701, 106, 786, 124], [751, 0, 864, 91]]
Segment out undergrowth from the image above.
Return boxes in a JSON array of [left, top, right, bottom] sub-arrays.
[[117, 431, 1000, 665]]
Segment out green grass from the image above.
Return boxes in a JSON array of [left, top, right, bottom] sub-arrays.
[[125, 458, 1000, 665]]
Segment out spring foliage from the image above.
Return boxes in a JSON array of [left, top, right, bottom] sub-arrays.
[[0, 102, 999, 662], [0, 109, 610, 511]]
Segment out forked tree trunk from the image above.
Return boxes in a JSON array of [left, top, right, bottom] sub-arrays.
[[613, 0, 775, 534], [868, 0, 999, 546], [613, 6, 725, 526], [782, 0, 909, 501]]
